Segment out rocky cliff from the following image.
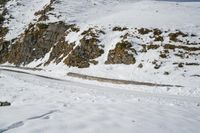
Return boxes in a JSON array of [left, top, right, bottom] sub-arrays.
[[0, 0, 200, 80]]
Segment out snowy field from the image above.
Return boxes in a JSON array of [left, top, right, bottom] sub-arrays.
[[0, 68, 200, 133]]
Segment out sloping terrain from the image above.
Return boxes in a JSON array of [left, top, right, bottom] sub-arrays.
[[0, 0, 200, 132], [0, 0, 199, 91], [0, 69, 200, 133]]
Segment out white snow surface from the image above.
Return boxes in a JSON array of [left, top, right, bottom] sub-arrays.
[[4, 0, 50, 40], [4, 0, 200, 40], [0, 69, 200, 133]]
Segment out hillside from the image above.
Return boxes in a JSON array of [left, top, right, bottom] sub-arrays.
[[0, 0, 200, 92], [0, 1, 200, 132]]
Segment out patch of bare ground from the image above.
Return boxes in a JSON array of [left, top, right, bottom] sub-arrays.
[[164, 44, 200, 51], [67, 72, 183, 87]]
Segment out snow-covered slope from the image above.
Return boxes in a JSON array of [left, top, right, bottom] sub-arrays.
[[4, 0, 50, 40], [0, 69, 200, 133], [0, 1, 200, 132], [50, 0, 200, 30], [0, 0, 199, 93], [4, 0, 200, 40]]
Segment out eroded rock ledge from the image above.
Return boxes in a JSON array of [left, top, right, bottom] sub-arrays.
[[0, 21, 200, 69]]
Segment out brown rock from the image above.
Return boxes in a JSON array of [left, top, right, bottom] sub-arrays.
[[105, 41, 136, 65]]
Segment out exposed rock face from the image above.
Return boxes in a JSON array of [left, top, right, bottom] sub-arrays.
[[112, 26, 128, 31], [45, 37, 75, 65], [64, 28, 104, 68], [0, 0, 9, 54], [0, 21, 104, 68], [0, 2, 9, 64], [0, 16, 199, 70], [138, 28, 152, 35], [34, 0, 55, 21], [0, 41, 9, 63], [105, 40, 136, 65], [168, 31, 188, 42], [0, 22, 68, 65]]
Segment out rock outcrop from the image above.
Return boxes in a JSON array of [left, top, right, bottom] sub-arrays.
[[0, 21, 68, 65], [64, 28, 104, 68], [105, 40, 136, 65]]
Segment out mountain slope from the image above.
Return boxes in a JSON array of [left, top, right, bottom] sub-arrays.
[[0, 0, 200, 92], [0, 1, 200, 132]]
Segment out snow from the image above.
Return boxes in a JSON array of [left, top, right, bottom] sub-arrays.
[[1, 0, 200, 132], [48, 0, 200, 31], [27, 27, 200, 97], [2, 0, 197, 92], [4, 0, 200, 40], [4, 0, 50, 40], [1, 0, 199, 95], [0, 69, 200, 133]]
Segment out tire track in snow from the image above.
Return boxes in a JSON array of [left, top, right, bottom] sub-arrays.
[[0, 67, 182, 87], [0, 110, 58, 133], [0, 67, 200, 104]]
